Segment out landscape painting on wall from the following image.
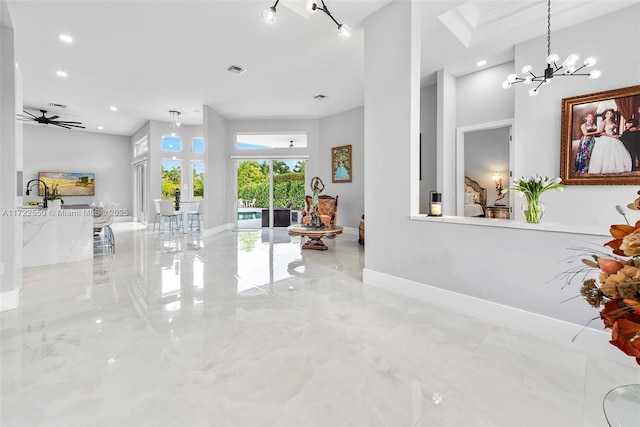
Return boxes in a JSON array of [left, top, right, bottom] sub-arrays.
[[38, 172, 95, 196]]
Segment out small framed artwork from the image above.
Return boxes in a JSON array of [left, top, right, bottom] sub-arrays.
[[331, 144, 352, 183], [560, 85, 640, 185]]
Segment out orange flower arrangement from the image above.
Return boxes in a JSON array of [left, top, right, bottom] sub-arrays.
[[577, 190, 640, 365]]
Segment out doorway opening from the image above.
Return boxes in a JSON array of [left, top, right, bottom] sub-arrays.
[[456, 119, 514, 219], [133, 160, 147, 224]]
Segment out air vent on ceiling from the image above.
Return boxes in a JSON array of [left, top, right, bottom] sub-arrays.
[[227, 65, 247, 75], [48, 103, 67, 109], [314, 94, 327, 100]]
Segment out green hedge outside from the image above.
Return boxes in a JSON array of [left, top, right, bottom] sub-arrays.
[[239, 179, 306, 210]]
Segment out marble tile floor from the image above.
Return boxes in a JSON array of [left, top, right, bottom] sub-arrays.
[[1, 222, 638, 427]]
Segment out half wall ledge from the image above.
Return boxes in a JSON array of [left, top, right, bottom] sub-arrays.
[[410, 215, 610, 237]]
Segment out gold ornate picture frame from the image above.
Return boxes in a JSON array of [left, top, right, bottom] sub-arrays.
[[560, 85, 640, 185], [331, 145, 352, 183]]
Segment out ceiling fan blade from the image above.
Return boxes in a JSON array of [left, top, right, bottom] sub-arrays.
[[55, 122, 86, 129], [50, 122, 73, 129], [21, 110, 38, 119], [54, 120, 84, 125], [54, 123, 86, 128], [48, 115, 60, 120]]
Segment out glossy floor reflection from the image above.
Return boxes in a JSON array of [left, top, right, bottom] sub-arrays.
[[1, 223, 637, 426]]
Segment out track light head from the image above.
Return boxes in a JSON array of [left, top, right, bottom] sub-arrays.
[[263, 0, 349, 38]]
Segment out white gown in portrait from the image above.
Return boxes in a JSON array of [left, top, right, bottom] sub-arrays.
[[587, 123, 632, 174]]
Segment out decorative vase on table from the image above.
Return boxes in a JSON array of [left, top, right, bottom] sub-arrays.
[[48, 199, 62, 211], [521, 197, 545, 223], [503, 175, 563, 224]]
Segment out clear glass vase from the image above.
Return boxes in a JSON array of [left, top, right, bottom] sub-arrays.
[[521, 198, 545, 223]]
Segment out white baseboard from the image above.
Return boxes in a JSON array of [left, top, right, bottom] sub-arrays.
[[113, 216, 134, 223], [0, 288, 19, 312], [202, 223, 234, 237], [341, 226, 358, 236], [363, 269, 636, 367]]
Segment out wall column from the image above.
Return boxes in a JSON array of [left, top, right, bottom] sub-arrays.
[[1, 3, 23, 311], [363, 0, 421, 272]]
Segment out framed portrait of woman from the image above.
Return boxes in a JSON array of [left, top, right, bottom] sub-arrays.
[[331, 145, 352, 183], [560, 85, 640, 185]]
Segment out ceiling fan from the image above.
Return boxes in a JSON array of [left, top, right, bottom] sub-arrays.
[[17, 109, 85, 130]]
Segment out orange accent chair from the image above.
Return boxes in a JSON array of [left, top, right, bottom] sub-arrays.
[[301, 195, 338, 226]]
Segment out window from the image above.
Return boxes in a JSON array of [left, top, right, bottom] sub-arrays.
[[236, 133, 308, 149], [193, 162, 204, 200], [162, 159, 181, 201], [193, 137, 204, 153], [134, 136, 148, 156], [162, 136, 181, 152]]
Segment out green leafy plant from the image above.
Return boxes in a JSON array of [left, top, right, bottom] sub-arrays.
[[502, 175, 564, 222], [503, 175, 565, 199], [45, 184, 64, 204]]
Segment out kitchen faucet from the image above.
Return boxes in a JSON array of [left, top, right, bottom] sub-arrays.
[[26, 179, 49, 208]]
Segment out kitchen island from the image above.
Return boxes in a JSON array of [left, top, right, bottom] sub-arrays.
[[21, 205, 94, 267]]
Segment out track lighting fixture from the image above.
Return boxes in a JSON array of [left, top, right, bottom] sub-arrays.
[[262, 0, 350, 39], [169, 110, 181, 136], [503, 0, 600, 96], [169, 110, 181, 129]]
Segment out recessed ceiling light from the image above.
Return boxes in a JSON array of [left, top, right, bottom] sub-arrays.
[[59, 34, 73, 43], [56, 70, 67, 77], [476, 60, 487, 67], [98, 126, 104, 130], [110, 106, 117, 111]]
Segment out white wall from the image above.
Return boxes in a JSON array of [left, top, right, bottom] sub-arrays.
[[23, 125, 131, 212], [419, 84, 437, 214], [204, 105, 228, 230], [456, 62, 515, 128], [319, 106, 364, 229], [363, 1, 640, 343], [512, 5, 640, 227], [0, 1, 21, 310], [364, 0, 420, 271]]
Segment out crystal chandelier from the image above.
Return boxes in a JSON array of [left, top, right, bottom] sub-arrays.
[[262, 0, 351, 39], [503, 0, 600, 96]]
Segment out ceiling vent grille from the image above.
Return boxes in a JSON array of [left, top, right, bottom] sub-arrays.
[[227, 65, 246, 75], [48, 103, 67, 109], [314, 94, 327, 100]]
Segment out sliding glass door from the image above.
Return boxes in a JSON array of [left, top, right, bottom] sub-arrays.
[[236, 159, 305, 229]]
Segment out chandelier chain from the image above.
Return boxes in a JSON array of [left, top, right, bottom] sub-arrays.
[[546, 0, 551, 57]]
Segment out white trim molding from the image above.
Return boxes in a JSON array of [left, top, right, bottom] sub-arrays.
[[0, 288, 19, 312]]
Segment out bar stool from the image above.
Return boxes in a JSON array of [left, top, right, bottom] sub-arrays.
[[188, 201, 203, 232], [152, 199, 162, 232], [158, 200, 181, 233]]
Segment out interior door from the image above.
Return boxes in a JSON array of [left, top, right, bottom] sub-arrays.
[[133, 161, 147, 224]]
